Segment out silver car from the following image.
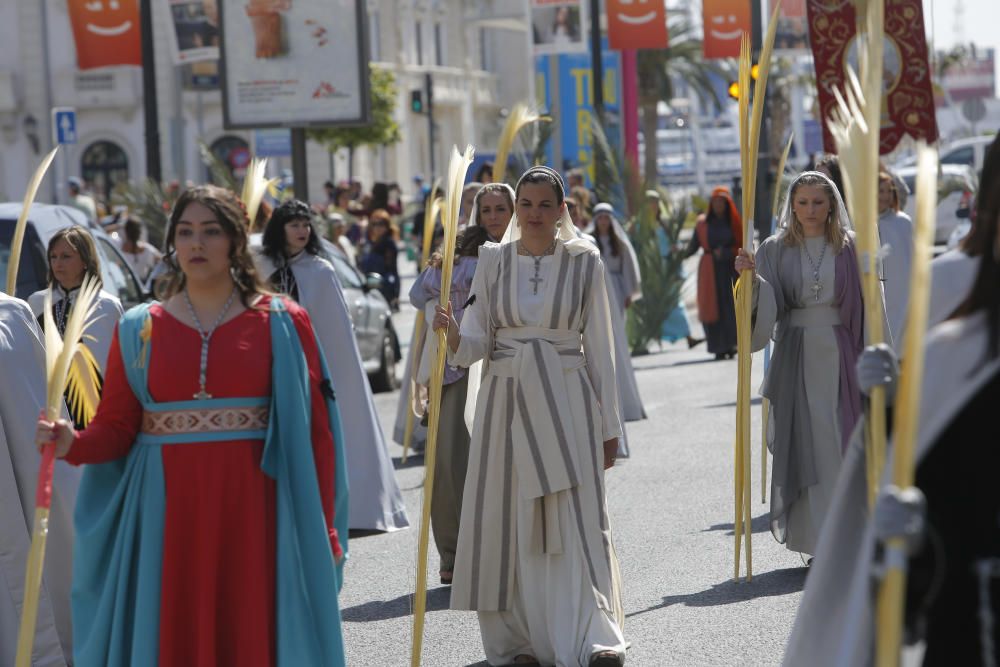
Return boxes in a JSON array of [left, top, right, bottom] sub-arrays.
[[896, 164, 977, 245], [0, 203, 146, 306]]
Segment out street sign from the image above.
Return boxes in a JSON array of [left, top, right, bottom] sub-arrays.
[[52, 107, 78, 145], [962, 97, 987, 124], [254, 129, 292, 158]]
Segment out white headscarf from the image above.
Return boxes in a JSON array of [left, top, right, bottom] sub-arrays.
[[777, 170, 855, 236], [500, 166, 597, 257], [586, 202, 642, 302], [466, 182, 516, 242]]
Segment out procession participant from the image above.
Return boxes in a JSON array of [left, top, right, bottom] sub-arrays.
[[434, 166, 626, 667], [28, 226, 124, 428], [411, 224, 493, 585], [587, 202, 646, 423], [117, 216, 163, 284], [877, 171, 914, 351], [784, 133, 1000, 666], [257, 199, 409, 532], [326, 212, 356, 265], [36, 185, 349, 667], [1, 293, 77, 666], [358, 208, 401, 308], [647, 191, 703, 349], [735, 171, 866, 558], [686, 187, 742, 360]]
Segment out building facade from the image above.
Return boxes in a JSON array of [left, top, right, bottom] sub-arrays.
[[0, 0, 534, 207]]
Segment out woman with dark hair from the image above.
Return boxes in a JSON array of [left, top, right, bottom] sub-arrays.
[[359, 208, 401, 307], [35, 184, 349, 667], [28, 226, 124, 428], [256, 199, 409, 532], [785, 134, 1000, 666], [685, 187, 742, 359], [434, 166, 626, 667]]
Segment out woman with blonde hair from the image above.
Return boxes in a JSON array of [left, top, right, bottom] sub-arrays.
[[28, 226, 123, 428], [736, 171, 867, 558]]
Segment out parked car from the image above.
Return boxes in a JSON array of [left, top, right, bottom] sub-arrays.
[[248, 234, 401, 393], [895, 164, 977, 245], [0, 203, 146, 306], [896, 134, 996, 173]]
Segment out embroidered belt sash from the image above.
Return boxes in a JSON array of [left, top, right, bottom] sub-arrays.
[[135, 397, 270, 446]]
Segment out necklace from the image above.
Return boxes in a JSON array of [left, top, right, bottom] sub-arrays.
[[802, 240, 828, 302], [183, 287, 238, 400], [518, 239, 557, 295], [53, 287, 74, 336]]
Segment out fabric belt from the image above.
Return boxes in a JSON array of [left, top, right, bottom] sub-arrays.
[[788, 306, 840, 328], [137, 397, 270, 445]]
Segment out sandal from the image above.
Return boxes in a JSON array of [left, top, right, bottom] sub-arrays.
[[589, 650, 623, 667]]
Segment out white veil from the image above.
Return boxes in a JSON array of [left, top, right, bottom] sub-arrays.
[[776, 170, 855, 236], [586, 202, 642, 302], [500, 166, 597, 257]]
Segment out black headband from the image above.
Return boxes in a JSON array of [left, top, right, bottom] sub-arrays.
[[516, 166, 566, 197]]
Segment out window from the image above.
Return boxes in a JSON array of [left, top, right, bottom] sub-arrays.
[[941, 146, 974, 167], [415, 20, 424, 66], [81, 141, 129, 202], [368, 10, 381, 61], [434, 22, 445, 66], [96, 238, 143, 305], [330, 253, 363, 289]]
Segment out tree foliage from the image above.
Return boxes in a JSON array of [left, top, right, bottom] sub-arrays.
[[307, 65, 402, 160]]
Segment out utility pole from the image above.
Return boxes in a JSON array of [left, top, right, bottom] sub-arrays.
[[589, 0, 604, 122], [751, 0, 772, 242], [426, 72, 436, 180], [291, 128, 309, 202], [140, 0, 162, 184]]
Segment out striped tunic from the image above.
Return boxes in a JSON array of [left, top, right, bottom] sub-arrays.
[[449, 239, 624, 621]]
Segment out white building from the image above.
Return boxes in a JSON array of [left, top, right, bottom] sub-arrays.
[[0, 0, 534, 207]]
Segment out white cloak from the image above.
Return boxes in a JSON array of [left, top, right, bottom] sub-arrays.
[[0, 294, 77, 667], [28, 287, 124, 375], [255, 251, 409, 531]]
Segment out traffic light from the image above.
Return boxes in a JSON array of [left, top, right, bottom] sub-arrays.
[[410, 89, 424, 114], [726, 64, 760, 101]]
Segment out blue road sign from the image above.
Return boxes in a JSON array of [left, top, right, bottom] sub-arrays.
[[52, 108, 77, 145]]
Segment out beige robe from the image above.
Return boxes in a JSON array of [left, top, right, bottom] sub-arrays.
[[448, 240, 625, 664]]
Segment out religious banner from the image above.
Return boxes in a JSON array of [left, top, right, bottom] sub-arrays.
[[807, 0, 938, 154], [67, 0, 142, 70], [703, 0, 752, 60], [606, 0, 668, 51]]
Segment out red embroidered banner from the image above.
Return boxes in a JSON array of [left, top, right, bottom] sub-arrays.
[[67, 0, 142, 70], [607, 0, 668, 50], [807, 0, 938, 154]]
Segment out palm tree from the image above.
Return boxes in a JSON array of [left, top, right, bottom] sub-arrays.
[[637, 17, 729, 186]]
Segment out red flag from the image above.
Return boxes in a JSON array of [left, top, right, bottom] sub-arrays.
[[607, 0, 668, 50], [807, 0, 938, 153], [703, 0, 752, 59], [67, 0, 142, 70]]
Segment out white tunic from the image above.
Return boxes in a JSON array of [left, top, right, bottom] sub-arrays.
[[878, 210, 914, 353], [0, 295, 76, 666], [448, 241, 626, 666], [597, 242, 646, 426], [28, 287, 124, 376], [255, 251, 409, 531]]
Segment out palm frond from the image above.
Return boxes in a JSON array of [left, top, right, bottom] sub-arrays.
[[198, 141, 239, 191], [66, 345, 101, 427], [494, 104, 548, 185], [6, 148, 59, 295], [43, 276, 101, 420]]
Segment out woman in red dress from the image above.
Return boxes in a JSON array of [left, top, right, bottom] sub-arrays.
[[36, 185, 348, 667]]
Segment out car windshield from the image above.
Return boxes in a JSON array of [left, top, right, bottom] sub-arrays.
[[330, 254, 363, 289], [0, 220, 44, 298]]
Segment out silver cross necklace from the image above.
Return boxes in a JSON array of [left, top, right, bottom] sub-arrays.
[[183, 286, 238, 400], [518, 239, 556, 295], [802, 240, 828, 302]]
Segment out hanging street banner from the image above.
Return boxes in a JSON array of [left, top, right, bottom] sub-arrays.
[[606, 0, 668, 51], [807, 0, 939, 154], [218, 0, 371, 128], [531, 0, 588, 56], [166, 0, 221, 64], [67, 0, 142, 69], [770, 0, 810, 53], [534, 39, 622, 187], [702, 0, 752, 59]]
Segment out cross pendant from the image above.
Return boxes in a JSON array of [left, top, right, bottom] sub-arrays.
[[193, 389, 213, 400], [810, 281, 822, 301], [528, 274, 543, 294]]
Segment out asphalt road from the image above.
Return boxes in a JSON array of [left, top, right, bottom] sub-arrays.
[[340, 259, 806, 667]]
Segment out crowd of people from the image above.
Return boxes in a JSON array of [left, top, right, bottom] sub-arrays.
[[1, 129, 998, 666]]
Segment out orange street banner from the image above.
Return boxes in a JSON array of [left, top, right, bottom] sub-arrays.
[[607, 0, 668, 50], [703, 0, 751, 59], [807, 0, 939, 153], [67, 0, 142, 69]]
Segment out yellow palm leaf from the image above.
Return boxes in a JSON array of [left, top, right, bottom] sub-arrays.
[[66, 344, 102, 427], [6, 148, 59, 295], [493, 104, 549, 185], [43, 276, 101, 420], [241, 157, 274, 227]]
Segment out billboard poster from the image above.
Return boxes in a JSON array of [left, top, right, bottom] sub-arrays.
[[535, 40, 622, 187], [219, 0, 371, 128], [531, 0, 588, 56], [167, 0, 220, 64], [770, 0, 809, 52]]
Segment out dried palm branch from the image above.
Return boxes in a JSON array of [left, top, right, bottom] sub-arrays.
[[494, 103, 549, 185], [6, 148, 59, 295]]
